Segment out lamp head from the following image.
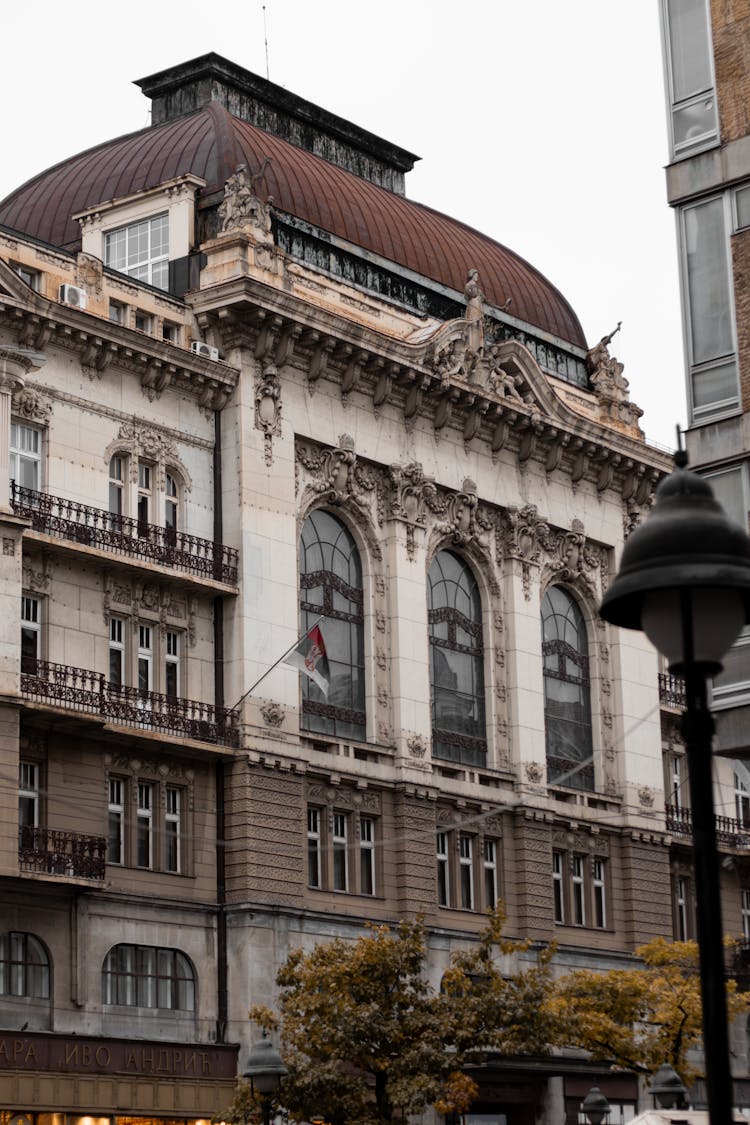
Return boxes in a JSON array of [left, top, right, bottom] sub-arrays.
[[581, 1086, 610, 1125], [650, 1062, 687, 1109], [600, 460, 750, 673], [243, 1036, 288, 1097]]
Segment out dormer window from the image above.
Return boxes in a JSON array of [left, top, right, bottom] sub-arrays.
[[105, 214, 169, 290]]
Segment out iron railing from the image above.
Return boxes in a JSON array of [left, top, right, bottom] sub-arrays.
[[18, 824, 107, 880], [665, 802, 750, 848], [21, 658, 239, 747], [659, 672, 686, 709], [11, 482, 238, 584]]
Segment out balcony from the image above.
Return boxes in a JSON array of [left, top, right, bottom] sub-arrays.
[[18, 824, 106, 880], [21, 658, 239, 748], [11, 483, 238, 585], [665, 802, 750, 848], [659, 672, 686, 709]]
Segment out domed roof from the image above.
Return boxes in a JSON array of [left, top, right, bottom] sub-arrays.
[[0, 100, 586, 349]]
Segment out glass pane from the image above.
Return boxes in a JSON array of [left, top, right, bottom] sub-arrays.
[[706, 467, 746, 529], [685, 199, 733, 365], [673, 95, 717, 151], [692, 360, 739, 411], [667, 0, 712, 102]]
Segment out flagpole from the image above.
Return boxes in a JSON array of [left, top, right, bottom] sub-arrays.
[[230, 615, 324, 712]]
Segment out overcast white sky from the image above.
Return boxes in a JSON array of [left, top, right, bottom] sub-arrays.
[[0, 1, 683, 449]]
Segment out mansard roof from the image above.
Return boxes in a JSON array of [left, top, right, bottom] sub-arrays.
[[0, 57, 587, 350]]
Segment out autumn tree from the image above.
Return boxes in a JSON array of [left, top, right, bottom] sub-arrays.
[[246, 908, 557, 1125], [548, 937, 749, 1082]]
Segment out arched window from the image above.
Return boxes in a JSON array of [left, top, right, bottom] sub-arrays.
[[299, 510, 365, 741], [428, 551, 486, 765], [541, 586, 593, 790], [0, 932, 49, 998], [102, 944, 195, 1010]]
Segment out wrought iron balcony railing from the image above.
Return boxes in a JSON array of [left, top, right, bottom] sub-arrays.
[[18, 824, 107, 880], [659, 672, 686, 709], [21, 658, 239, 748], [665, 802, 750, 848], [11, 482, 238, 585]]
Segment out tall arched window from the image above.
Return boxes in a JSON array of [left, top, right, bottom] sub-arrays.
[[0, 932, 49, 998], [299, 510, 365, 741], [102, 944, 195, 1010], [428, 551, 486, 765], [541, 586, 593, 790]]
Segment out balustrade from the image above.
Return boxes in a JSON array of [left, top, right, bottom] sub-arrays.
[[18, 824, 106, 880]]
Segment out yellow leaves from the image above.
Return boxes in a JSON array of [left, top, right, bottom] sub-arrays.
[[434, 1071, 479, 1115]]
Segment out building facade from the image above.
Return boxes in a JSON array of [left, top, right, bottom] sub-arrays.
[[0, 49, 743, 1125]]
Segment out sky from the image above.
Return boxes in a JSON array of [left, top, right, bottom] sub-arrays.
[[0, 1, 684, 450]]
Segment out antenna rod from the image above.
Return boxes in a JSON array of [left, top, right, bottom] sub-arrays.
[[263, 4, 270, 80]]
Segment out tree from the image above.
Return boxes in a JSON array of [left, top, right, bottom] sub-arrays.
[[547, 936, 749, 1081], [246, 908, 557, 1125]]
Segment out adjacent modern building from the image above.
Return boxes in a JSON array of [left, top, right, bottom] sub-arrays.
[[0, 49, 747, 1125]]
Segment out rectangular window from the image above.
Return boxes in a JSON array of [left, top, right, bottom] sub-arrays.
[[165, 786, 181, 873], [104, 213, 169, 291], [307, 806, 321, 888], [704, 465, 748, 532], [712, 627, 750, 707], [483, 839, 498, 910], [137, 462, 151, 533], [572, 855, 586, 926], [109, 300, 126, 325], [138, 625, 153, 694], [10, 421, 41, 492], [680, 196, 739, 422], [109, 454, 125, 518], [592, 858, 607, 929], [676, 875, 690, 941], [18, 761, 39, 829], [737, 770, 750, 828], [109, 617, 124, 686], [552, 851, 565, 924], [108, 777, 125, 865], [165, 631, 179, 699], [13, 263, 40, 291], [165, 472, 178, 534], [136, 782, 153, 868], [360, 816, 376, 896], [21, 596, 40, 672], [437, 831, 450, 907], [163, 321, 180, 344], [134, 310, 152, 334], [332, 812, 348, 891], [661, 0, 718, 158], [459, 835, 474, 910], [742, 890, 750, 942], [670, 754, 685, 810]]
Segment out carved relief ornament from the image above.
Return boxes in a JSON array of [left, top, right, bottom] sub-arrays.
[[296, 434, 376, 511], [12, 386, 52, 425], [255, 362, 282, 466]]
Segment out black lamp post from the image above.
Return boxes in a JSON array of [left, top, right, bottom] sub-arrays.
[[650, 1063, 688, 1110], [243, 1035, 288, 1125], [600, 451, 750, 1125], [581, 1086, 611, 1125]]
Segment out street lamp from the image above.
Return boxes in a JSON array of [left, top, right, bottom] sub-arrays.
[[600, 451, 750, 1125], [581, 1086, 611, 1125], [243, 1034, 288, 1125], [650, 1063, 688, 1110]]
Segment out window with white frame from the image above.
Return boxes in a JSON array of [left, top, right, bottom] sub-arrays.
[[0, 932, 50, 998], [680, 195, 739, 423], [332, 811, 349, 892], [18, 761, 39, 830], [165, 786, 181, 874], [10, 421, 41, 493], [165, 472, 179, 535], [742, 889, 750, 942], [108, 777, 125, 865], [138, 626, 153, 694], [102, 944, 195, 1010], [737, 770, 750, 828], [104, 214, 169, 291], [459, 835, 475, 910], [712, 628, 750, 707], [137, 462, 152, 532], [483, 839, 498, 910], [307, 806, 322, 888], [109, 617, 125, 686], [704, 464, 748, 532], [660, 0, 718, 159], [12, 263, 40, 291], [437, 831, 450, 907], [554, 851, 609, 930], [21, 596, 40, 671], [136, 782, 153, 869], [109, 454, 126, 519], [165, 631, 180, 699], [360, 816, 376, 896], [674, 873, 694, 940], [667, 752, 687, 811]]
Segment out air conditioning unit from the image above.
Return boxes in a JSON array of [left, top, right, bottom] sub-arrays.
[[190, 340, 220, 361], [59, 284, 87, 309]]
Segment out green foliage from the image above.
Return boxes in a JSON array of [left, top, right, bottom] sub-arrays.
[[245, 908, 556, 1125]]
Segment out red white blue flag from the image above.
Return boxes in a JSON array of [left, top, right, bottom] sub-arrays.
[[284, 624, 330, 697]]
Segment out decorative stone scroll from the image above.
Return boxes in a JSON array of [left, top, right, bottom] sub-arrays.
[[386, 461, 436, 560], [255, 362, 282, 466], [296, 434, 376, 510], [12, 386, 52, 425]]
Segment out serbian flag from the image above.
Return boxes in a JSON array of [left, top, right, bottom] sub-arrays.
[[284, 624, 330, 697]]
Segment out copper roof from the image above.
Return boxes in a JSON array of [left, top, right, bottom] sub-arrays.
[[0, 102, 586, 348]]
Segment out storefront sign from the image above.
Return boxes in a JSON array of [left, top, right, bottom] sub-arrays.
[[0, 1033, 237, 1079]]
